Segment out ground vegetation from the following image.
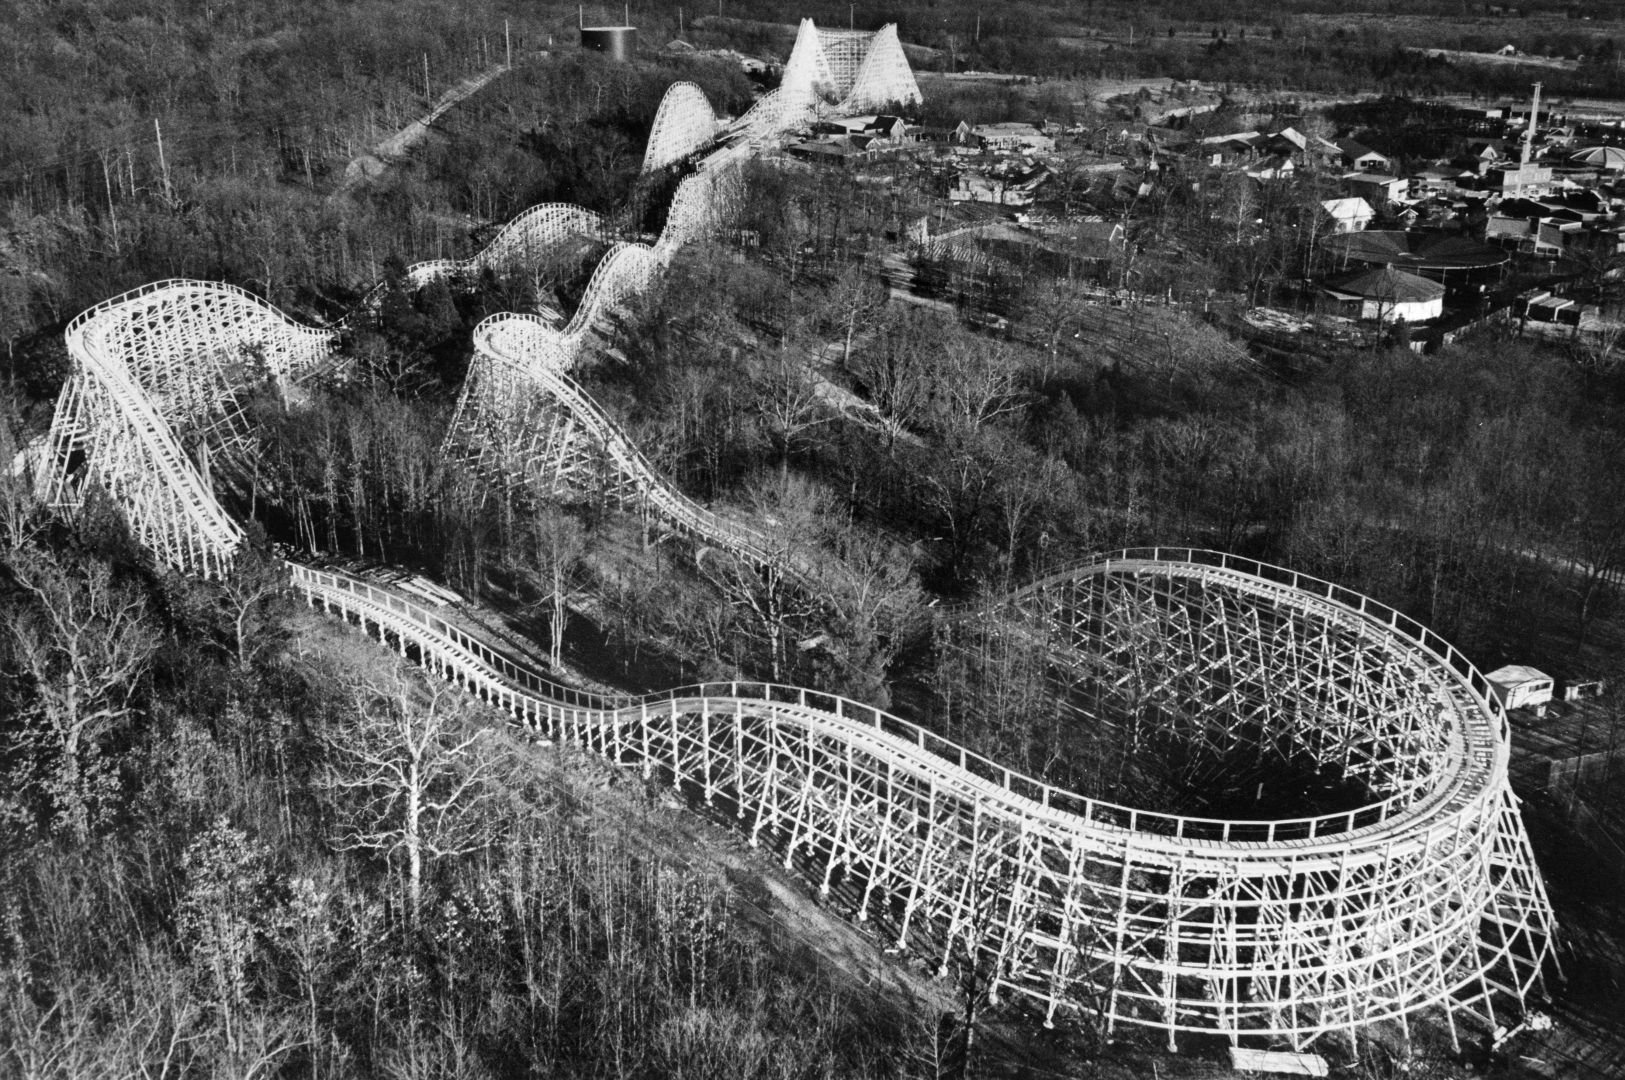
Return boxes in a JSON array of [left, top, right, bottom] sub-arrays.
[[8, 5, 1625, 1076]]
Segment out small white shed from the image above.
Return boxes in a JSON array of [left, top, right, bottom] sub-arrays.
[[1485, 664, 1554, 711]]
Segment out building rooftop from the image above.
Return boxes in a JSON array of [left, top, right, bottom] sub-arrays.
[[1324, 266, 1445, 303], [1488, 664, 1554, 688]]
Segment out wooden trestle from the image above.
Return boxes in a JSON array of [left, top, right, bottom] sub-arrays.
[[43, 280, 340, 577], [290, 549, 1557, 1053], [36, 65, 1556, 1056], [40, 75, 759, 584]]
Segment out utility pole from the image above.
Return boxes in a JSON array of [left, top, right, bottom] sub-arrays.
[[423, 52, 430, 100], [505, 19, 512, 67]]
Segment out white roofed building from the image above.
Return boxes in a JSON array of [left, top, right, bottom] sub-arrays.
[[1485, 665, 1555, 711], [1321, 197, 1375, 233]]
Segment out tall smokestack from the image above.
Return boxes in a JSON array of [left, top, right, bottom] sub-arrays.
[[1522, 81, 1542, 166]]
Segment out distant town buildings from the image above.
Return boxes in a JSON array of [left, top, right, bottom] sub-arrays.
[[972, 122, 1056, 154], [730, 38, 1624, 338], [1342, 172, 1407, 206], [950, 161, 1050, 206], [1337, 138, 1392, 172]]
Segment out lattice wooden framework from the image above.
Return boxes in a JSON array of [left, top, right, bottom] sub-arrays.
[[442, 312, 775, 562], [838, 24, 921, 114], [292, 548, 1556, 1054], [568, 241, 664, 337], [730, 86, 817, 145], [38, 75, 766, 579], [344, 204, 608, 318], [42, 280, 340, 576], [642, 81, 719, 173], [657, 164, 742, 255], [441, 160, 750, 522], [403, 203, 606, 289], [780, 19, 922, 114]]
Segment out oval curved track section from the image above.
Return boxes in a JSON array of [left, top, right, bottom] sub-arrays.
[[292, 548, 1556, 1052], [43, 280, 340, 576]]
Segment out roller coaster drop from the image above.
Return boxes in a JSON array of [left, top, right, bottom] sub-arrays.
[[34, 27, 1554, 1054]]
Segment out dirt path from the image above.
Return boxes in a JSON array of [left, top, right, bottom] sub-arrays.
[[336, 63, 511, 195]]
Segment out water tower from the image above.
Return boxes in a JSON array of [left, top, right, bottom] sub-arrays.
[[580, 5, 636, 61]]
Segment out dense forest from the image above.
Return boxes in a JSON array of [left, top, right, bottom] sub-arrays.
[[6, 3, 1625, 1077]]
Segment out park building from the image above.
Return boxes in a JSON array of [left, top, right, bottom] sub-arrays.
[[1342, 171, 1407, 207], [972, 122, 1056, 154], [1569, 144, 1625, 172], [950, 162, 1050, 206], [1337, 137, 1392, 172], [1321, 266, 1446, 324], [1320, 197, 1375, 234], [1486, 665, 1556, 712]]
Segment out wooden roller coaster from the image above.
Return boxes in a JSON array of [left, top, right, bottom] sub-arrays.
[[33, 39, 1556, 1054]]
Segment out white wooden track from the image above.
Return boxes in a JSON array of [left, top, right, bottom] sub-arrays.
[[642, 81, 719, 173], [42, 280, 340, 576], [439, 163, 752, 528], [398, 203, 608, 292], [25, 47, 1559, 1055], [41, 104, 751, 579], [290, 547, 1556, 1052], [37, 39, 906, 578], [780, 20, 922, 115], [441, 310, 777, 563]]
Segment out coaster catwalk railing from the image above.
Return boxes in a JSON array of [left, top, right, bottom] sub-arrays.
[[36, 40, 905, 577], [441, 309, 779, 566], [38, 75, 768, 579], [290, 548, 1557, 1053], [42, 280, 343, 577]]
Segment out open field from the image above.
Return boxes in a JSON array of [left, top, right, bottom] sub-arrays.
[[1409, 47, 1581, 73]]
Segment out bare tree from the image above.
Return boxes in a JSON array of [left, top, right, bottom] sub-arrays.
[[214, 544, 292, 669], [753, 342, 833, 483], [1544, 431, 1625, 648], [815, 263, 886, 369], [2, 546, 156, 839], [0, 392, 47, 554], [930, 336, 1031, 433], [320, 669, 501, 921], [521, 503, 588, 670], [699, 475, 829, 683], [937, 854, 1039, 1080], [825, 521, 927, 704], [847, 308, 942, 452]]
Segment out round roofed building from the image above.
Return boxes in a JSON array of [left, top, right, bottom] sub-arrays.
[[1570, 145, 1625, 172], [1323, 266, 1446, 323], [1323, 230, 1509, 290]]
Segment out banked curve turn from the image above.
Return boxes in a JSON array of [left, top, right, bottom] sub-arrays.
[[291, 547, 1555, 1050], [40, 79, 759, 577]]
